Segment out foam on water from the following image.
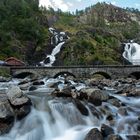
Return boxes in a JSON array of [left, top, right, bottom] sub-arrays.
[[0, 77, 140, 140], [123, 42, 140, 65], [40, 28, 68, 66]]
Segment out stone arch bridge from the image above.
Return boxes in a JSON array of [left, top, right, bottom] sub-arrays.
[[10, 65, 140, 79]]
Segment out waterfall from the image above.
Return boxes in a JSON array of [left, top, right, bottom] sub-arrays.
[[123, 42, 140, 65], [0, 97, 94, 140], [40, 28, 69, 66]]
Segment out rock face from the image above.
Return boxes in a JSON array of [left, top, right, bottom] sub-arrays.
[[84, 128, 103, 140], [7, 85, 32, 120]]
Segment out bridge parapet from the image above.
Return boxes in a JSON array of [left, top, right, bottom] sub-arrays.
[[10, 65, 140, 79]]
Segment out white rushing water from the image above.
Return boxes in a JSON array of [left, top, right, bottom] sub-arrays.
[[40, 28, 68, 66], [123, 42, 140, 65], [0, 76, 140, 140]]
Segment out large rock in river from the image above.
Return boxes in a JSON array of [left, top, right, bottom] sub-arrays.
[[7, 85, 32, 120], [80, 88, 109, 106], [84, 128, 103, 140], [0, 94, 14, 135]]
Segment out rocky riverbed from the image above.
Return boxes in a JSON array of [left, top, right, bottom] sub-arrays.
[[0, 75, 140, 140]]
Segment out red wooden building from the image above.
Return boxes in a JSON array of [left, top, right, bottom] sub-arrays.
[[5, 57, 25, 66]]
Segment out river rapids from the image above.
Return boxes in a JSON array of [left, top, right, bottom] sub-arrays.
[[0, 76, 140, 140]]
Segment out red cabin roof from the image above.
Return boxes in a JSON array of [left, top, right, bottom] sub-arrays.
[[5, 57, 25, 66]]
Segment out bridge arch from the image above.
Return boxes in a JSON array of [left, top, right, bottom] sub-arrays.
[[128, 72, 140, 80], [13, 70, 39, 79], [54, 71, 76, 78], [92, 71, 111, 79]]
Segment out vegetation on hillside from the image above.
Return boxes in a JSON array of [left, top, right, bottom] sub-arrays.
[[0, 2, 140, 65], [50, 3, 140, 65], [0, 0, 49, 64]]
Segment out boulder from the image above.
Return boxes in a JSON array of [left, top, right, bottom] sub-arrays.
[[118, 107, 128, 116], [80, 88, 109, 106], [107, 98, 121, 107], [88, 104, 103, 119], [52, 86, 72, 97], [126, 135, 140, 140], [33, 81, 45, 86], [29, 86, 37, 91], [0, 94, 14, 135], [73, 99, 89, 116], [126, 88, 140, 97], [101, 124, 114, 137], [7, 85, 32, 120], [19, 83, 31, 90], [47, 81, 62, 89], [84, 128, 103, 140], [7, 86, 29, 106], [107, 134, 123, 140]]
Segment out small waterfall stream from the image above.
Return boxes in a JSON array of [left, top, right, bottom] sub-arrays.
[[40, 28, 69, 66]]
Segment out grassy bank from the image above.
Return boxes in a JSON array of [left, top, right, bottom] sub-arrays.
[[0, 67, 11, 77]]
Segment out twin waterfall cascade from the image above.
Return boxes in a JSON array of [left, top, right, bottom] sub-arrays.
[[40, 28, 69, 66], [123, 42, 140, 65], [1, 31, 140, 140]]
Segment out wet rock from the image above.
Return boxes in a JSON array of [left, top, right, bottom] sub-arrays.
[[126, 135, 140, 140], [19, 83, 31, 90], [101, 124, 114, 137], [29, 86, 37, 91], [14, 103, 32, 120], [71, 91, 78, 99], [106, 114, 114, 121], [85, 78, 100, 87], [0, 94, 15, 135], [115, 85, 133, 95], [33, 81, 45, 86], [138, 116, 140, 121], [126, 88, 140, 97], [118, 107, 128, 116], [107, 134, 123, 140], [7, 86, 30, 106], [73, 99, 89, 116], [7, 85, 32, 120], [84, 128, 103, 140], [47, 81, 62, 89], [88, 104, 102, 119], [44, 57, 50, 64], [0, 76, 10, 82], [99, 79, 112, 87], [118, 78, 136, 84], [18, 80, 30, 85], [80, 88, 109, 106], [107, 98, 121, 107], [51, 86, 72, 97]]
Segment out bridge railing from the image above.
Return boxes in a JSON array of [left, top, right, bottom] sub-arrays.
[[3, 59, 140, 68]]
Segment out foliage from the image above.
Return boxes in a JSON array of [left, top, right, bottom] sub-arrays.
[[0, 0, 48, 63]]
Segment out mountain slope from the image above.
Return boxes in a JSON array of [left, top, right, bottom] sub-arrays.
[[0, 2, 140, 65], [51, 3, 140, 65]]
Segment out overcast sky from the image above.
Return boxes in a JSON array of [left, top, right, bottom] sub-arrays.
[[39, 0, 140, 12]]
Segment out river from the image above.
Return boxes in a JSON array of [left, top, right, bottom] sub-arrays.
[[0, 76, 140, 140]]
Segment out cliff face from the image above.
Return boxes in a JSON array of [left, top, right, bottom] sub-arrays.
[[78, 3, 140, 24]]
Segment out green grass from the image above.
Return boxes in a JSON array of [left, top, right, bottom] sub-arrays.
[[0, 67, 11, 77]]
